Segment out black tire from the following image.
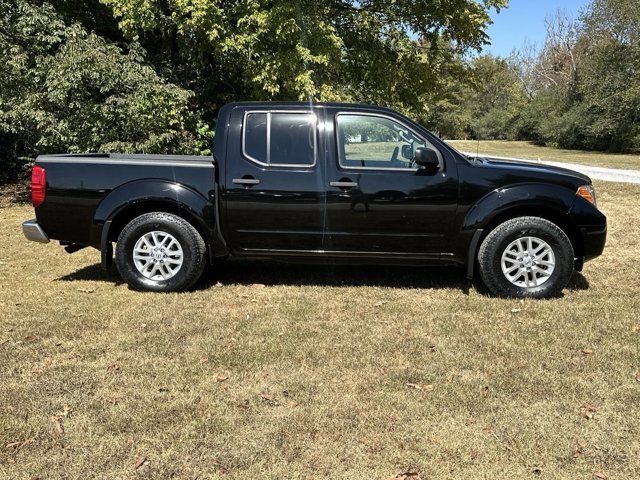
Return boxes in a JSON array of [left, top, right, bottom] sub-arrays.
[[477, 216, 574, 299], [115, 212, 206, 292]]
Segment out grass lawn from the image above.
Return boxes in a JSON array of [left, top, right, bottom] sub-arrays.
[[1, 181, 639, 479], [447, 140, 640, 171]]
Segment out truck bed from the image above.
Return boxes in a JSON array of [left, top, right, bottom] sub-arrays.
[[34, 153, 217, 248]]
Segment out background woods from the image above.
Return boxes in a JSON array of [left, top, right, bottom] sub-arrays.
[[1, 0, 638, 184]]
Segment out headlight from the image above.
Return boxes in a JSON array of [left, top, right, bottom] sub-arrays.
[[577, 184, 597, 207]]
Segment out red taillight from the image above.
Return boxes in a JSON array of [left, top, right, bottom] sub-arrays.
[[31, 166, 46, 207]]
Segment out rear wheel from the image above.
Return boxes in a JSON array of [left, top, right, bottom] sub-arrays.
[[115, 212, 206, 292], [478, 216, 574, 299]]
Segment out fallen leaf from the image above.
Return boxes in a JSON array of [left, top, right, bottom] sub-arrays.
[[50, 416, 64, 435], [388, 472, 421, 480], [632, 323, 639, 333], [287, 400, 299, 408], [134, 456, 147, 470], [573, 444, 584, 458], [470, 450, 477, 460], [56, 405, 72, 418], [259, 392, 273, 401], [582, 348, 594, 356], [251, 283, 266, 289], [24, 335, 36, 342], [594, 472, 608, 479], [216, 375, 228, 383], [106, 363, 120, 373], [580, 403, 598, 419], [405, 383, 433, 391], [510, 308, 521, 313], [5, 438, 34, 450]]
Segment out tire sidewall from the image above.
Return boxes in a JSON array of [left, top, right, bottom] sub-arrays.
[[116, 215, 202, 292], [480, 219, 574, 298]]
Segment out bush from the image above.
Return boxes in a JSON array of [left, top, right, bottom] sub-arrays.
[[471, 108, 517, 140], [0, 1, 210, 184]]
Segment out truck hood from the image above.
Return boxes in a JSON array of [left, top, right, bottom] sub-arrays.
[[470, 155, 592, 186]]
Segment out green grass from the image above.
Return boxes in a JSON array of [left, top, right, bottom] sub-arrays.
[[447, 140, 640, 170], [1, 181, 640, 479]]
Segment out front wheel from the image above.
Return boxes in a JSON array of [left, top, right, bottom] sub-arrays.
[[115, 212, 206, 292], [477, 216, 574, 299]]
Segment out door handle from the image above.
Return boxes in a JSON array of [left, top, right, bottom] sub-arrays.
[[232, 178, 261, 186], [330, 181, 358, 189]]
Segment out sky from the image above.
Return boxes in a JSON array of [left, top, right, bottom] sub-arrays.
[[483, 0, 592, 57]]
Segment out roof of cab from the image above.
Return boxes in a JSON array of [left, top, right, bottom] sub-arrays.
[[223, 101, 399, 114]]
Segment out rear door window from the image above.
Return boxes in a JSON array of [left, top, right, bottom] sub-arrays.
[[243, 112, 316, 167]]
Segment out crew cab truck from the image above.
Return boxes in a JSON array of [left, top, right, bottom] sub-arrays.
[[22, 102, 607, 298]]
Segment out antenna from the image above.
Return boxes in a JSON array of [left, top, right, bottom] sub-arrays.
[[476, 139, 480, 158]]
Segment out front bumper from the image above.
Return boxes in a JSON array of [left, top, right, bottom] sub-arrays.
[[22, 219, 50, 244], [581, 224, 607, 261]]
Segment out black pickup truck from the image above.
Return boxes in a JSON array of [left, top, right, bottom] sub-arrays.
[[22, 102, 606, 298]]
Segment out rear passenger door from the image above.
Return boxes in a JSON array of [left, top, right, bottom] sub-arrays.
[[223, 107, 325, 253]]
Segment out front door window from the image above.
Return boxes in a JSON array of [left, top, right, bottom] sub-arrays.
[[336, 114, 427, 170]]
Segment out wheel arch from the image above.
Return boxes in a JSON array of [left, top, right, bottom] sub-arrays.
[[463, 184, 584, 277], [94, 180, 221, 267]]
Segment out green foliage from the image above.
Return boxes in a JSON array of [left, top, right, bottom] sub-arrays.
[[1, 0, 508, 183], [99, 0, 507, 120], [3, 0, 637, 186], [0, 0, 210, 183], [466, 55, 526, 139], [513, 0, 640, 152]]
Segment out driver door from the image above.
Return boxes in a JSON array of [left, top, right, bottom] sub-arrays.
[[323, 111, 458, 255]]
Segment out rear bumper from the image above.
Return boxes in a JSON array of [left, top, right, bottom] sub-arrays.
[[22, 219, 50, 244]]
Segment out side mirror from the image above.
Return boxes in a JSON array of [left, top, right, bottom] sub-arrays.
[[413, 147, 440, 170]]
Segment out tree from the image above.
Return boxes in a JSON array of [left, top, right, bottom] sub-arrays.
[[100, 0, 508, 121], [573, 0, 640, 151], [0, 0, 209, 183], [467, 55, 527, 139]]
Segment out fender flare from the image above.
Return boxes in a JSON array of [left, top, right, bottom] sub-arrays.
[[462, 183, 576, 231]]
